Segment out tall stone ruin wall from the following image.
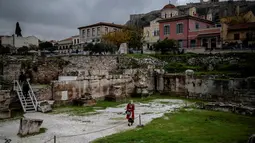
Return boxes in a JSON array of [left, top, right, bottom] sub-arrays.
[[162, 74, 255, 106], [52, 68, 154, 101]]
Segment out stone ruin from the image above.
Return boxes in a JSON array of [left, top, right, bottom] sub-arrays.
[[196, 102, 255, 116], [18, 118, 43, 137], [105, 85, 126, 102], [0, 90, 12, 119], [72, 93, 96, 106]]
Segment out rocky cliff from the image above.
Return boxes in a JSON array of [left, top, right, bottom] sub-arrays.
[[125, 1, 255, 27]]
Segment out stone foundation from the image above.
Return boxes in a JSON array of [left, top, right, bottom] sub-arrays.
[[0, 90, 11, 119]]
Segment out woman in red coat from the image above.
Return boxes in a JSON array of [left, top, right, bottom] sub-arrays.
[[126, 100, 135, 126]]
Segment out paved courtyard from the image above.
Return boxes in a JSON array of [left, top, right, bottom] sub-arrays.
[[0, 99, 185, 143]]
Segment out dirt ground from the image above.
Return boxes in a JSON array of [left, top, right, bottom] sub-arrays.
[[0, 99, 185, 143]]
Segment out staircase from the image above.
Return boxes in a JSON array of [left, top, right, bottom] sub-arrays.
[[14, 80, 38, 113]]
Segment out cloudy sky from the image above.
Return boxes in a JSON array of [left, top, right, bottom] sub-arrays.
[[0, 0, 197, 41]]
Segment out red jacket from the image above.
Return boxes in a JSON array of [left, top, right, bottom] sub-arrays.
[[126, 103, 135, 119]]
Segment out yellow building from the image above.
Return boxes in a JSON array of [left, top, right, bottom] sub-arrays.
[[143, 18, 161, 51], [221, 10, 255, 44]]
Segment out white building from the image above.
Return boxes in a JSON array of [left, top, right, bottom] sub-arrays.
[[1, 36, 39, 48], [57, 37, 73, 54], [57, 35, 82, 54], [78, 22, 124, 44], [161, 4, 179, 18]]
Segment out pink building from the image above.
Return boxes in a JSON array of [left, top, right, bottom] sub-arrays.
[[158, 15, 221, 49]]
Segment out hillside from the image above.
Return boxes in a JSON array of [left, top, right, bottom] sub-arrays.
[[125, 1, 255, 27]]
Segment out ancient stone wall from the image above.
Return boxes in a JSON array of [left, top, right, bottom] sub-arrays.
[[161, 74, 255, 106], [61, 56, 118, 75], [52, 68, 155, 101], [53, 75, 134, 101], [3, 62, 21, 81], [0, 90, 11, 111]]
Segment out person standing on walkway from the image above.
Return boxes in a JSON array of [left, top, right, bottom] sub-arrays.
[[22, 81, 30, 99], [126, 100, 135, 126], [18, 71, 26, 85]]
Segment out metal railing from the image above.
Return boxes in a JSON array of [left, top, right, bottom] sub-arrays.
[[27, 79, 38, 111], [14, 80, 27, 112]]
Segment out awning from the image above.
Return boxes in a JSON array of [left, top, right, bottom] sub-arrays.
[[197, 33, 220, 38]]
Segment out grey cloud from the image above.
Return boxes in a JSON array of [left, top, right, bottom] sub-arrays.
[[0, 0, 186, 40]]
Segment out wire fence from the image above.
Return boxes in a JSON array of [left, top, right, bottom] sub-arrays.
[[43, 116, 140, 143], [0, 115, 140, 143]]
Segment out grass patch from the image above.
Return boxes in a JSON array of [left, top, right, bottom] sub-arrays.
[[94, 109, 255, 143], [126, 54, 152, 59], [18, 128, 47, 138], [164, 62, 202, 73]]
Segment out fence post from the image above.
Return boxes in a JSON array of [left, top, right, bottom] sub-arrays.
[[54, 135, 56, 143], [137, 114, 144, 128]]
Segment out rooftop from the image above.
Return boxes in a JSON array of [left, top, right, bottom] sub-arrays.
[[78, 22, 124, 29], [72, 35, 79, 38], [162, 4, 176, 10], [157, 15, 214, 24], [59, 37, 73, 42], [228, 22, 255, 31]]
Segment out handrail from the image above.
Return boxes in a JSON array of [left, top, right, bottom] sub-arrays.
[[28, 90, 36, 110], [14, 80, 27, 112], [27, 79, 38, 111]]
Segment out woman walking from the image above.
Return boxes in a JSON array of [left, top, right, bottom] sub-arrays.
[[126, 100, 135, 126]]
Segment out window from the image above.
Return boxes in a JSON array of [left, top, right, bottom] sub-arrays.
[[176, 23, 183, 34], [153, 28, 160, 36], [74, 39, 76, 45], [77, 39, 79, 44], [164, 25, 170, 35], [105, 27, 108, 33], [215, 24, 221, 27], [97, 27, 101, 36], [92, 28, 95, 36], [114, 28, 117, 32], [82, 30, 85, 38], [234, 33, 240, 40], [206, 25, 210, 28], [87, 29, 90, 37], [190, 40, 196, 48], [195, 23, 199, 29]]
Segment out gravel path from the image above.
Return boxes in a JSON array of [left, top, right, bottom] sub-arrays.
[[0, 99, 185, 143]]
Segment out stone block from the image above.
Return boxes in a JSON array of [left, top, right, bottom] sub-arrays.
[[0, 110, 11, 119], [18, 118, 43, 136], [83, 99, 97, 107], [38, 101, 52, 113]]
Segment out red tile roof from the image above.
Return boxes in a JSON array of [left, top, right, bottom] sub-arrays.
[[162, 4, 176, 10], [78, 22, 125, 29], [158, 15, 214, 24], [59, 37, 72, 42], [228, 22, 255, 31]]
